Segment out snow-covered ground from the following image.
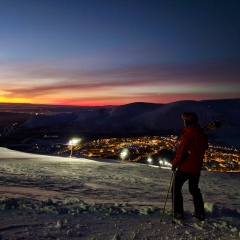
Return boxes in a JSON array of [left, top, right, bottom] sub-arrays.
[[0, 147, 240, 239]]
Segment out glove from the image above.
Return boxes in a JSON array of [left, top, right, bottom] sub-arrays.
[[172, 165, 177, 172]]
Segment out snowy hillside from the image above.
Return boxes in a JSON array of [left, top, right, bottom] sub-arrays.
[[21, 99, 240, 147], [0, 147, 240, 239]]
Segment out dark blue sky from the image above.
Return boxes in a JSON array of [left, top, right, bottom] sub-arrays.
[[0, 0, 239, 105]]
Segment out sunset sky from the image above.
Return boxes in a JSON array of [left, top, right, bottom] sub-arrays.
[[0, 0, 240, 106]]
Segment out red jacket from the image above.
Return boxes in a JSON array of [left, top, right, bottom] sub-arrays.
[[172, 124, 208, 173]]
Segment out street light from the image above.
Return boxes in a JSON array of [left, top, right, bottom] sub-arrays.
[[159, 159, 164, 165], [120, 148, 128, 162], [159, 158, 171, 169], [68, 138, 81, 157], [147, 157, 153, 164]]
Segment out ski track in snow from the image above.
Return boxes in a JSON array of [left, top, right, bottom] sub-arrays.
[[0, 147, 240, 239]]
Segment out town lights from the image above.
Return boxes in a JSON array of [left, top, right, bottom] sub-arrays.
[[120, 149, 128, 162], [68, 138, 81, 157]]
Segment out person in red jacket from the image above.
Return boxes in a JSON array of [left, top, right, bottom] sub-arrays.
[[172, 112, 208, 221]]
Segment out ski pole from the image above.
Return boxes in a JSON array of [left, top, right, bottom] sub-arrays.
[[160, 171, 174, 222], [172, 170, 176, 223]]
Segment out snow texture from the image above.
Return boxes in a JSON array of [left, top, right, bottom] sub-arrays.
[[0, 147, 239, 239]]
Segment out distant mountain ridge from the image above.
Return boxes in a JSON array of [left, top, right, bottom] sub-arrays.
[[21, 99, 240, 147]]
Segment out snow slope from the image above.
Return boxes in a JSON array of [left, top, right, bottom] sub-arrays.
[[0, 147, 239, 239]]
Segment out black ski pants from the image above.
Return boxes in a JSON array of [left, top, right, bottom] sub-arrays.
[[172, 169, 205, 216]]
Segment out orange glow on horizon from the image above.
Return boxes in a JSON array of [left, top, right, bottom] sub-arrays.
[[0, 97, 121, 106], [1, 93, 238, 107], [0, 97, 33, 104]]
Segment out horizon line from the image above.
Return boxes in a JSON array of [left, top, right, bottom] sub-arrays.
[[0, 97, 240, 108]]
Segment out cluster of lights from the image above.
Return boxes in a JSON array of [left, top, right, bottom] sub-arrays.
[[146, 157, 171, 168], [159, 159, 172, 167]]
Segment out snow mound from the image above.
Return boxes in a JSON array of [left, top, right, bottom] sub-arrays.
[[205, 202, 240, 218]]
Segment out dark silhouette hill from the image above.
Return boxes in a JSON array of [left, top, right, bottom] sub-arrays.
[[20, 99, 240, 147]]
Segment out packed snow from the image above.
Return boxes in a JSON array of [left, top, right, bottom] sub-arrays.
[[0, 147, 239, 239]]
